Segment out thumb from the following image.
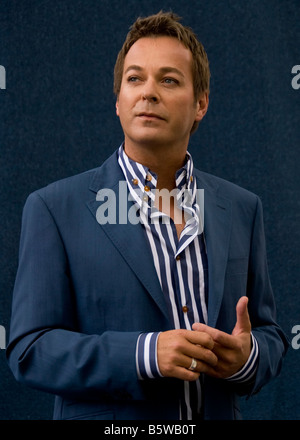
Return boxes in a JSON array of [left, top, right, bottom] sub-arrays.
[[232, 296, 251, 336]]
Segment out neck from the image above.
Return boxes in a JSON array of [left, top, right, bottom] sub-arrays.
[[123, 140, 187, 191]]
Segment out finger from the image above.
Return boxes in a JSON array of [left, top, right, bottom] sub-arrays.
[[176, 367, 201, 382], [163, 352, 201, 381], [209, 342, 236, 364], [162, 361, 200, 381], [174, 333, 218, 367], [232, 296, 251, 336], [194, 345, 218, 367], [184, 356, 218, 376], [192, 323, 237, 349], [185, 328, 215, 350]]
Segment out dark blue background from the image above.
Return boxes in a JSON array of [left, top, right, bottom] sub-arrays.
[[0, 0, 299, 420]]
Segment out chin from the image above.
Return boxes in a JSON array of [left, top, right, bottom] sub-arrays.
[[132, 130, 173, 145], [136, 138, 171, 148]]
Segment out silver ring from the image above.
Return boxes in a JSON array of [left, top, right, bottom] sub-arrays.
[[188, 358, 197, 371]]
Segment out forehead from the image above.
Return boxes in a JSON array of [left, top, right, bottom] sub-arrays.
[[124, 36, 193, 74]]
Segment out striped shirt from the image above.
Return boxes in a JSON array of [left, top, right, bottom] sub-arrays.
[[118, 144, 258, 419]]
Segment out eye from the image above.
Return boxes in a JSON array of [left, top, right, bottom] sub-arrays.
[[163, 77, 179, 85], [127, 76, 140, 83]]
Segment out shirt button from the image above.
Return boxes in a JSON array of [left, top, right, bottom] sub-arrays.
[[132, 178, 138, 185], [146, 174, 152, 181], [182, 305, 189, 313], [144, 185, 150, 192]]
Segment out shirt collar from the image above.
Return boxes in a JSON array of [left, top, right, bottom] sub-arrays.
[[118, 143, 204, 252], [118, 143, 196, 208]]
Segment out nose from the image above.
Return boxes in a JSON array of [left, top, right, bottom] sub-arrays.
[[141, 79, 160, 103], [142, 94, 158, 103]]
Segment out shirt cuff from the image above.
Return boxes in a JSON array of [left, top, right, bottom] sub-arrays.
[[226, 333, 259, 383], [136, 332, 163, 380]]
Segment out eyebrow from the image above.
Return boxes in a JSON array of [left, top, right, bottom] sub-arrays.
[[124, 65, 185, 78]]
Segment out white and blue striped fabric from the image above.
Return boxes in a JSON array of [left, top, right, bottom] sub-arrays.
[[118, 144, 258, 419]]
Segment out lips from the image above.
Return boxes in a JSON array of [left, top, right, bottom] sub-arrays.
[[137, 112, 165, 120]]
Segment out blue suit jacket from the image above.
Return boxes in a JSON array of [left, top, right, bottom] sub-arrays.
[[7, 150, 288, 420]]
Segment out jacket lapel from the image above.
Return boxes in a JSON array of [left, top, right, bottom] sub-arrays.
[[86, 152, 170, 322], [195, 171, 232, 328]]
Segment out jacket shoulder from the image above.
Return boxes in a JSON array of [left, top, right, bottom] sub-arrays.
[[27, 150, 120, 204], [194, 169, 259, 204]]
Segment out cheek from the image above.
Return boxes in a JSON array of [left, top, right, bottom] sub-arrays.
[[169, 91, 194, 110], [115, 99, 128, 120], [171, 98, 195, 121], [117, 91, 136, 115]]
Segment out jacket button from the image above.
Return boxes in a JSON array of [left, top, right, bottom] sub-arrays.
[[182, 305, 189, 313]]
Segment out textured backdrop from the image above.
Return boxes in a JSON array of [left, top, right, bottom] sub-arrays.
[[0, 0, 299, 420]]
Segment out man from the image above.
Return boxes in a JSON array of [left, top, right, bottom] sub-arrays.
[[7, 12, 288, 420]]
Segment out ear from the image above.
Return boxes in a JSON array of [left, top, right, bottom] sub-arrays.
[[195, 92, 209, 122], [115, 100, 120, 117]]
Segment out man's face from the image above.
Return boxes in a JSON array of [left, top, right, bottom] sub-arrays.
[[116, 36, 208, 153]]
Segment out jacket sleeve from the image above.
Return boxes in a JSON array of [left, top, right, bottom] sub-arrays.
[[6, 191, 144, 401], [245, 196, 289, 396]]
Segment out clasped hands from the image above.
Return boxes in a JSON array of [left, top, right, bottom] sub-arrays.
[[157, 296, 252, 381]]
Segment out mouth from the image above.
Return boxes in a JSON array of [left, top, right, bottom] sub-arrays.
[[136, 112, 165, 121]]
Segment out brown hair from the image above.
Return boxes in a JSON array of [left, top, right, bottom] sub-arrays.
[[113, 11, 210, 133]]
